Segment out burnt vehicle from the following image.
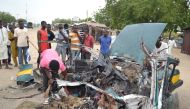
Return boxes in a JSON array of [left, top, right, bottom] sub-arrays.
[[62, 23, 183, 109], [34, 23, 183, 109]]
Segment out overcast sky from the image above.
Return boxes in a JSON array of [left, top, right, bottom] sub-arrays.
[[0, 0, 105, 23]]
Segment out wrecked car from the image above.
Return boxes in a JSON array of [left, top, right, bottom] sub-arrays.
[[34, 23, 183, 109]]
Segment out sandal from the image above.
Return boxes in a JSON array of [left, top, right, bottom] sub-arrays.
[[5, 66, 12, 69]]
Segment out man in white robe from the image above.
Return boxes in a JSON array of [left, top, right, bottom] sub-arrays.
[[168, 37, 177, 55], [0, 20, 9, 69]]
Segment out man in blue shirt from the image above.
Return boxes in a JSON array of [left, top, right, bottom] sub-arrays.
[[99, 30, 112, 58]]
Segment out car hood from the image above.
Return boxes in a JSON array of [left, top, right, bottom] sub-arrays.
[[110, 23, 167, 65]]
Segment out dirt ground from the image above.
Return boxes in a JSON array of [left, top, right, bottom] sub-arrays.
[[0, 28, 43, 109], [0, 28, 189, 109], [174, 48, 190, 109]]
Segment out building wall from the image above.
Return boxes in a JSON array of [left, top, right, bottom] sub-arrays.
[[182, 30, 190, 55]]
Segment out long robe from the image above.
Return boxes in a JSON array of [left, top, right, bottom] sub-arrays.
[[0, 27, 8, 60], [8, 31, 18, 65]]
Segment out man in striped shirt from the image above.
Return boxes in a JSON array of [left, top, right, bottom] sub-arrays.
[[69, 26, 81, 60]]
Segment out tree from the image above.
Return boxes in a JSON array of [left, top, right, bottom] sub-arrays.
[[52, 17, 93, 25], [0, 11, 16, 23], [94, 0, 190, 30], [94, 8, 112, 27], [52, 18, 72, 24], [79, 17, 93, 22]]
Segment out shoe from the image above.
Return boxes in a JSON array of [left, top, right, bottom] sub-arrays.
[[14, 65, 18, 67], [52, 93, 61, 101], [5, 66, 12, 69], [8, 63, 13, 65], [43, 97, 49, 105]]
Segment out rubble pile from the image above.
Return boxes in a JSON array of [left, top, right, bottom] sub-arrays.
[[69, 58, 148, 97], [57, 57, 152, 108]]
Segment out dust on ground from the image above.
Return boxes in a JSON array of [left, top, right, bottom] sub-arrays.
[[15, 96, 85, 109], [0, 28, 189, 109], [174, 48, 190, 109]]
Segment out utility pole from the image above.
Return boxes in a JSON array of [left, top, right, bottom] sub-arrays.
[[16, 14, 19, 19], [26, 0, 28, 22], [86, 10, 88, 22]]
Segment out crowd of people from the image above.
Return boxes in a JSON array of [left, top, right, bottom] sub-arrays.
[[0, 19, 114, 69], [0, 19, 113, 104], [0, 20, 30, 69], [0, 19, 177, 73], [36, 21, 114, 104]]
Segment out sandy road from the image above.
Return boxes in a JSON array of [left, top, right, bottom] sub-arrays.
[[0, 28, 39, 88], [0, 28, 189, 109], [174, 48, 190, 109], [0, 28, 41, 109]]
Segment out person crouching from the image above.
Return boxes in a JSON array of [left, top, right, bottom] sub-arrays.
[[39, 49, 67, 104]]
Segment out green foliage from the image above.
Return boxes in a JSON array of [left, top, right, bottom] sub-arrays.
[[79, 17, 93, 22], [52, 18, 72, 24], [94, 0, 190, 30], [0, 11, 16, 23], [52, 17, 93, 24]]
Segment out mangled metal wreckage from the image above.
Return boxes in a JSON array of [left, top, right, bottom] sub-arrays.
[[46, 23, 183, 109]]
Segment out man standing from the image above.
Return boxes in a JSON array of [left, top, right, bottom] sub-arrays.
[[37, 21, 49, 53], [64, 23, 69, 35], [3, 22, 12, 65], [69, 26, 81, 60], [47, 24, 55, 48], [55, 24, 68, 62], [64, 24, 70, 56], [99, 30, 112, 59], [81, 29, 94, 60], [8, 24, 18, 67], [14, 20, 29, 66], [37, 21, 49, 68], [0, 20, 10, 69], [168, 37, 177, 55]]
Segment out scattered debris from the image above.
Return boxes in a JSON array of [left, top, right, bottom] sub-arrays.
[[16, 101, 40, 109]]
